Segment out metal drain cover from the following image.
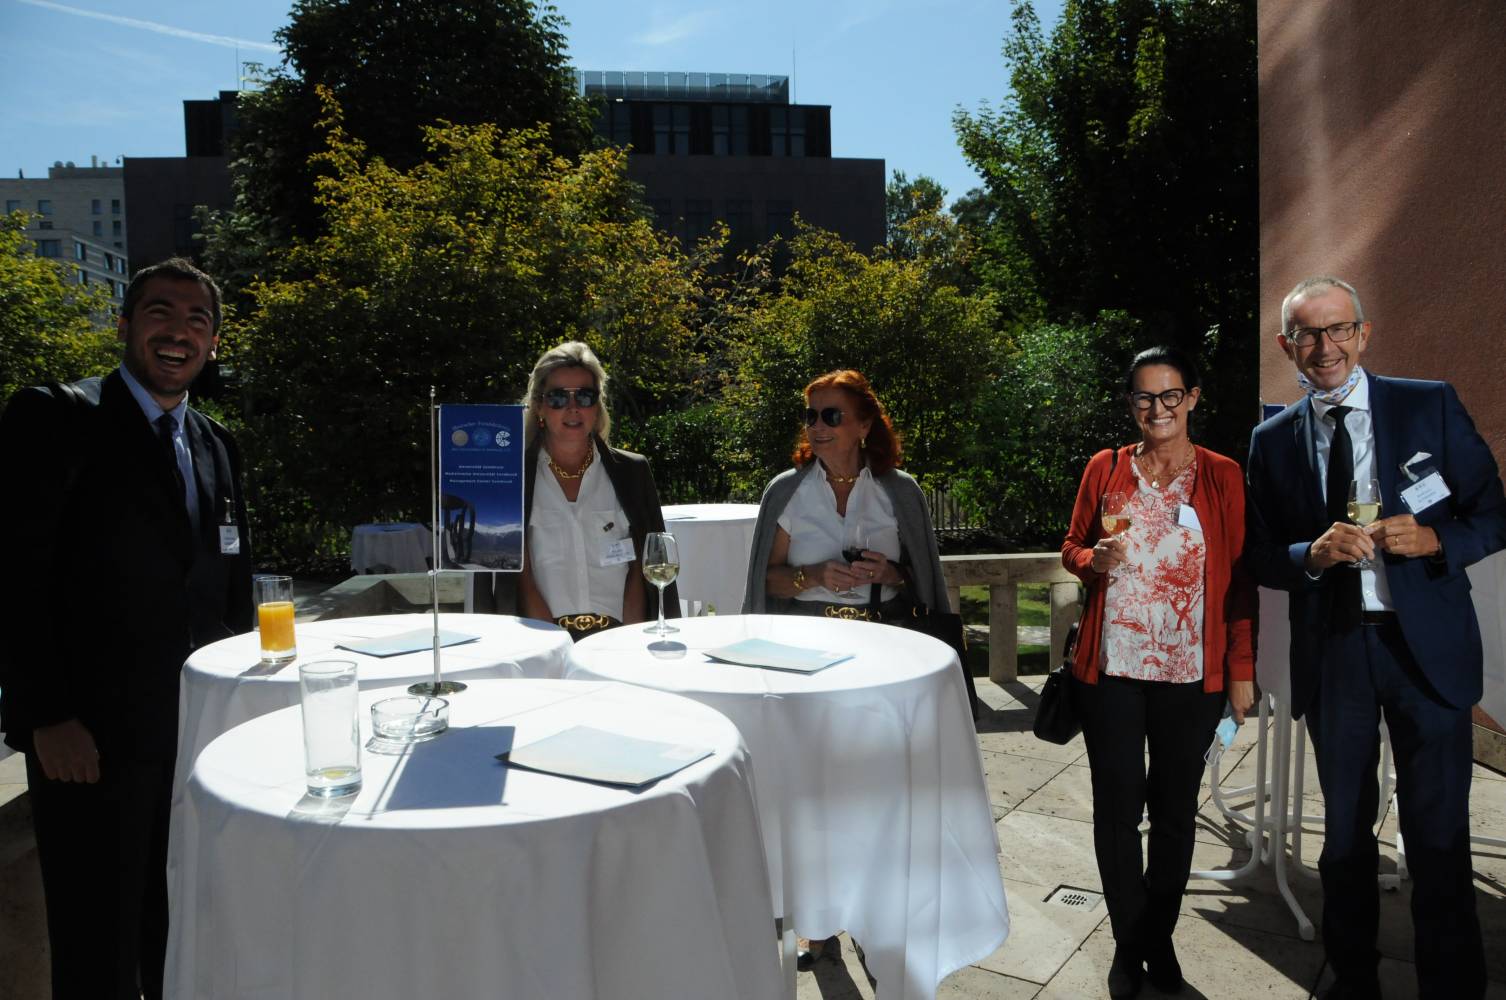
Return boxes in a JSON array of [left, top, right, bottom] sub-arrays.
[[1045, 885, 1103, 909]]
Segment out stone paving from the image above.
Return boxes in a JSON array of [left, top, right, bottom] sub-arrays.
[[797, 676, 1506, 1000]]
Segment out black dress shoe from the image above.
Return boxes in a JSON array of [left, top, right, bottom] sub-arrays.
[[1108, 945, 1143, 999], [1144, 938, 1182, 993], [795, 935, 838, 972], [1317, 978, 1382, 1000]]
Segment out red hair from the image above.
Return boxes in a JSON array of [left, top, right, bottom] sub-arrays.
[[792, 369, 903, 475]]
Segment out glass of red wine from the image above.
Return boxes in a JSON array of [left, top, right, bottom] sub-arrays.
[[841, 522, 869, 598]]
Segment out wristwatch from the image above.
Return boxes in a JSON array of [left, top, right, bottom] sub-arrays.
[[792, 566, 807, 592]]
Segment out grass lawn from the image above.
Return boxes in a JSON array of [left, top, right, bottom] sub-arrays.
[[957, 582, 1057, 676]]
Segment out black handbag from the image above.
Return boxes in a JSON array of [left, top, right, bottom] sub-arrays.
[[870, 581, 980, 721], [1033, 620, 1081, 744]]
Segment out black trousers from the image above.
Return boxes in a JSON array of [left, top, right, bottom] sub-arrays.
[[1078, 674, 1224, 947], [1304, 619, 1484, 999], [26, 752, 174, 1000]]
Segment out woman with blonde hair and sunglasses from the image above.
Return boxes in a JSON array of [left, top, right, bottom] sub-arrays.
[[481, 341, 679, 640]]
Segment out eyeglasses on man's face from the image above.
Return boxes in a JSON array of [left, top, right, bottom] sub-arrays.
[[543, 386, 599, 409], [1128, 388, 1190, 411], [802, 406, 845, 428], [1286, 320, 1362, 349]]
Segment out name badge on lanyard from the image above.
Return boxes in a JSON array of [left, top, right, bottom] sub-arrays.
[[218, 500, 240, 555]]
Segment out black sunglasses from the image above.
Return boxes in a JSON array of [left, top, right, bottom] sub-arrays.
[[543, 387, 599, 409], [802, 407, 844, 428]]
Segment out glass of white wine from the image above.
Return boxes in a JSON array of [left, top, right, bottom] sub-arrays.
[[1100, 491, 1132, 537], [1347, 478, 1382, 569], [642, 531, 680, 636]]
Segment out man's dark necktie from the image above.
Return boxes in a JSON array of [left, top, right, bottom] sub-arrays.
[[1325, 404, 1361, 627], [155, 413, 189, 511]]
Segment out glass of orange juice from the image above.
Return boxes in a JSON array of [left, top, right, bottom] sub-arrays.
[[254, 575, 297, 664]]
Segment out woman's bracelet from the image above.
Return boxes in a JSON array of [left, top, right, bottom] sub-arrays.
[[791, 565, 807, 593]]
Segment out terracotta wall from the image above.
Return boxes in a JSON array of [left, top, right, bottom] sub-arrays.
[[1258, 1, 1506, 734], [1257, 1, 1506, 449]]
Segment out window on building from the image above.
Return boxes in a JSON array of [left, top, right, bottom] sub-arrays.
[[789, 109, 807, 157], [4, 199, 18, 213], [104, 252, 114, 270], [770, 108, 788, 157], [37, 199, 53, 215], [92, 198, 102, 214], [117, 257, 127, 274], [712, 107, 730, 156], [111, 198, 121, 214], [35, 239, 61, 257], [724, 198, 753, 245], [647, 198, 672, 233], [77, 269, 87, 285], [93, 220, 103, 237], [75, 242, 87, 262], [112, 220, 122, 237], [682, 198, 713, 245], [730, 106, 750, 155], [116, 281, 125, 298], [766, 200, 794, 238]]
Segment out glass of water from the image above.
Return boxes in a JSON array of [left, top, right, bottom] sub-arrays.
[[299, 659, 362, 797]]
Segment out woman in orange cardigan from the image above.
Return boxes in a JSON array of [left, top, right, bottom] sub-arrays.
[[1061, 346, 1256, 999]]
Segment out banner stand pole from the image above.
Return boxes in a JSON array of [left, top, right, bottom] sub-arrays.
[[411, 385, 467, 697]]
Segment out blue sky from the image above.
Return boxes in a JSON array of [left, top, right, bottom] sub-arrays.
[[0, 0, 1062, 207]]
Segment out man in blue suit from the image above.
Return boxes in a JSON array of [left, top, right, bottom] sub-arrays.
[[1246, 276, 1506, 1000]]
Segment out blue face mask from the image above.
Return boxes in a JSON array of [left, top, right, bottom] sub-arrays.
[[1297, 364, 1364, 405]]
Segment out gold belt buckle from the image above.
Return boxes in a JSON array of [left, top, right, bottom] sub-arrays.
[[559, 614, 608, 631], [823, 605, 870, 621]]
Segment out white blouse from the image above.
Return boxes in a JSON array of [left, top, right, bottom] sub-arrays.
[[528, 453, 632, 620], [778, 465, 901, 605]]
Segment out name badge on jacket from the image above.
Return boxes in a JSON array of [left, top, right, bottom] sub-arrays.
[[1399, 451, 1451, 514], [219, 523, 241, 555], [1176, 504, 1203, 533], [600, 538, 635, 566]]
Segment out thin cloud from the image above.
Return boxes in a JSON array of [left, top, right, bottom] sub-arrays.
[[630, 9, 716, 47], [14, 0, 279, 53]]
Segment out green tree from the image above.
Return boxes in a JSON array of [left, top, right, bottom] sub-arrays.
[[0, 213, 117, 400], [720, 222, 1002, 499], [228, 95, 703, 561], [955, 0, 1258, 459], [955, 311, 1143, 548], [210, 0, 594, 279]]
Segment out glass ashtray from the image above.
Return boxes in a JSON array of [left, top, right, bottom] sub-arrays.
[[368, 695, 449, 750]]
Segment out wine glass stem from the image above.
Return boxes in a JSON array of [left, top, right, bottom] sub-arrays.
[[656, 582, 667, 634]]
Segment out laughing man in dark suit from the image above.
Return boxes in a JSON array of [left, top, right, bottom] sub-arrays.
[[0, 258, 253, 999], [1245, 276, 1506, 1000]]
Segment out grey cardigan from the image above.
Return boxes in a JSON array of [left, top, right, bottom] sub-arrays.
[[741, 463, 951, 613]]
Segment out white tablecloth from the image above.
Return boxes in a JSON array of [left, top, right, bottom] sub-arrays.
[[166, 679, 781, 1000], [349, 522, 431, 573], [661, 503, 760, 614], [177, 613, 572, 788], [567, 614, 1008, 1000]]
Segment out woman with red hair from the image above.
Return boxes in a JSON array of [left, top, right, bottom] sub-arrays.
[[743, 368, 947, 620], [741, 368, 955, 971]]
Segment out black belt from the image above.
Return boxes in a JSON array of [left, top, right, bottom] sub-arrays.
[[1360, 610, 1398, 626]]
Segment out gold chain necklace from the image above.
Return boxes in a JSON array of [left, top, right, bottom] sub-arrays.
[[1135, 444, 1195, 489], [547, 447, 594, 480], [822, 460, 860, 486]]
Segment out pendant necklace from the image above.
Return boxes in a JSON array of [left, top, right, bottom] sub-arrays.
[[1136, 444, 1194, 489]]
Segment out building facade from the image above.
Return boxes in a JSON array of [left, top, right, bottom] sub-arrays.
[[2, 162, 129, 305], [579, 71, 886, 254], [121, 91, 239, 271], [0, 161, 126, 252]]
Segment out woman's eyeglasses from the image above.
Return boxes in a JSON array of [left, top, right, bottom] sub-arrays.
[[543, 387, 599, 409], [1127, 388, 1189, 411], [802, 407, 844, 428]]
